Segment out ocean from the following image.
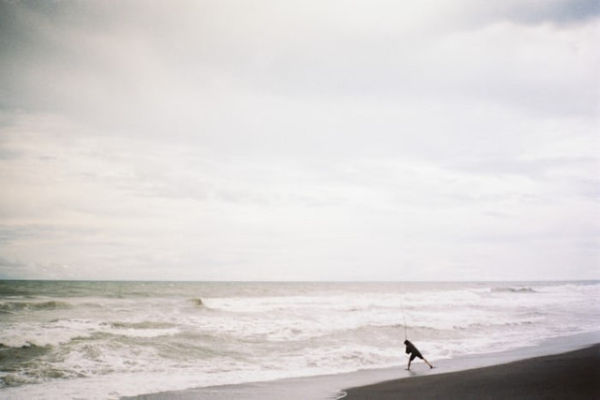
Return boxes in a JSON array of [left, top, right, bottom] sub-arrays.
[[0, 280, 598, 399]]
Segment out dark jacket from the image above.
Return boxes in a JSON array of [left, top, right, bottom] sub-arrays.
[[404, 340, 423, 357]]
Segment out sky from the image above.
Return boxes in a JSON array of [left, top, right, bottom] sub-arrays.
[[0, 0, 598, 281]]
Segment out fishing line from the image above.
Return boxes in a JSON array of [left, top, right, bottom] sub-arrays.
[[400, 296, 409, 340]]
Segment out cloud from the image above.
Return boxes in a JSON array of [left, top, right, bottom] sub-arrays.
[[2, 1, 598, 128], [0, 256, 32, 278], [0, 1, 598, 280], [458, 0, 600, 26]]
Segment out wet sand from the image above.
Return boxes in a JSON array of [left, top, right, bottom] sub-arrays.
[[343, 344, 600, 400]]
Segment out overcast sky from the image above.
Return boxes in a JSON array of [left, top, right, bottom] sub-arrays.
[[0, 0, 598, 281]]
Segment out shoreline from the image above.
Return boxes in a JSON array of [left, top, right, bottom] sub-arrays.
[[343, 344, 600, 399], [124, 330, 600, 400]]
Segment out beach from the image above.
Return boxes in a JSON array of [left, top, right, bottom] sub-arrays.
[[343, 344, 600, 400]]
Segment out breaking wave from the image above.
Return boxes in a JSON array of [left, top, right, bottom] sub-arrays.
[[107, 321, 178, 330], [0, 300, 72, 312], [490, 287, 536, 293], [190, 298, 204, 307]]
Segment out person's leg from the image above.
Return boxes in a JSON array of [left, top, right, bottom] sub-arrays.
[[423, 357, 434, 369], [407, 353, 416, 370]]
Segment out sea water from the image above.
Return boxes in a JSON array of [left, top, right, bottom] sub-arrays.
[[0, 280, 598, 399]]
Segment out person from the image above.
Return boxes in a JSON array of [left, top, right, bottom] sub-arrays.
[[404, 339, 434, 370]]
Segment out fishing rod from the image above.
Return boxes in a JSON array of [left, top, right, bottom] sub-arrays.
[[400, 297, 409, 340]]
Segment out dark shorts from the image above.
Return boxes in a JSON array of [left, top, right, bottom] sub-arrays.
[[410, 351, 423, 361]]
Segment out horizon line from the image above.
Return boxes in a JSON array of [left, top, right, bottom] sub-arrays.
[[1, 278, 598, 283]]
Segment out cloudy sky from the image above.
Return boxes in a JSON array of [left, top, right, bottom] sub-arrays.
[[0, 0, 598, 281]]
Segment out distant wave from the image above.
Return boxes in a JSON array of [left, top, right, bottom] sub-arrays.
[[190, 298, 204, 307], [490, 287, 536, 293], [0, 300, 72, 312]]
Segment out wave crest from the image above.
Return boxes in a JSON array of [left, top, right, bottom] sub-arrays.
[[107, 321, 177, 330], [0, 300, 72, 312], [190, 298, 204, 307], [490, 287, 536, 293]]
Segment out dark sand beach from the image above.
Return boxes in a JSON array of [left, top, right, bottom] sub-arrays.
[[343, 344, 600, 400]]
